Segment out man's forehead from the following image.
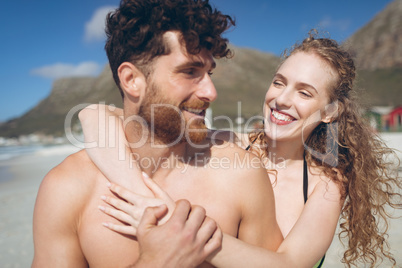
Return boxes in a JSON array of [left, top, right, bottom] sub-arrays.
[[163, 31, 215, 68]]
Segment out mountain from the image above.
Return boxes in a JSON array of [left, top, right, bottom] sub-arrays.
[[0, 67, 122, 137], [344, 0, 402, 107], [346, 0, 402, 70]]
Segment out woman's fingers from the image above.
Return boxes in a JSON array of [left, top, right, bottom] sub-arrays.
[[98, 204, 140, 227], [101, 194, 135, 214], [142, 173, 174, 202], [102, 221, 137, 236], [107, 182, 144, 206], [100, 194, 144, 225], [142, 173, 175, 225]]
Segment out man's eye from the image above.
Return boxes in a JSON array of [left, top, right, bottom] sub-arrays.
[[183, 69, 195, 75]]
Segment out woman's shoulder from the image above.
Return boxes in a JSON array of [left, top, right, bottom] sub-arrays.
[[307, 165, 343, 202]]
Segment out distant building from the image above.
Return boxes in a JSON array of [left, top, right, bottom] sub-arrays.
[[366, 106, 402, 132], [389, 106, 402, 132]]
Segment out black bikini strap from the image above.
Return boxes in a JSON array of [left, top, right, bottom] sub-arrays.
[[316, 255, 326, 268], [303, 155, 308, 203], [245, 136, 258, 151], [303, 155, 327, 267]]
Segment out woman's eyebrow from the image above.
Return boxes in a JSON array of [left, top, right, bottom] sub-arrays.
[[275, 72, 318, 94]]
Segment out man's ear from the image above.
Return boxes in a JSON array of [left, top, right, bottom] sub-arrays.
[[118, 62, 146, 98]]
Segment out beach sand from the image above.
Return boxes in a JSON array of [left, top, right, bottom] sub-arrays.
[[0, 134, 401, 267], [0, 145, 81, 268]]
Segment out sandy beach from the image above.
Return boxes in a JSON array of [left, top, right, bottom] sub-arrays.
[[0, 134, 401, 267], [0, 144, 81, 268]]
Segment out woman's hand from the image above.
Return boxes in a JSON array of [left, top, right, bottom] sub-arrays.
[[99, 172, 176, 236]]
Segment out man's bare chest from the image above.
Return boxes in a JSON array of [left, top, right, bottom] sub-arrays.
[[77, 169, 241, 267], [78, 182, 140, 267], [154, 169, 242, 236]]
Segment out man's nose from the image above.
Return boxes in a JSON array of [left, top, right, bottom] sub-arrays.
[[195, 74, 217, 103]]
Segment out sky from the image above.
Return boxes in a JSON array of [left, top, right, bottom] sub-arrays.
[[0, 0, 394, 122]]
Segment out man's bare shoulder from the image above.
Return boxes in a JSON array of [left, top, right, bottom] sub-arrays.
[[186, 139, 268, 189], [33, 150, 102, 267], [46, 149, 97, 180], [210, 138, 263, 168], [37, 149, 100, 208], [198, 139, 270, 193], [207, 129, 249, 148]]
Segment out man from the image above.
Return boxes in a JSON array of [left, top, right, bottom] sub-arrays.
[[32, 0, 282, 267]]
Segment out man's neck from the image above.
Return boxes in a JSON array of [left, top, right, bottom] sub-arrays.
[[132, 141, 188, 176], [123, 113, 210, 177]]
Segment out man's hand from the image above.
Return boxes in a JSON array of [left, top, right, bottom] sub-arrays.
[[134, 200, 222, 268]]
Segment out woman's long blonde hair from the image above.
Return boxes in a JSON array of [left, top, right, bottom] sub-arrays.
[[250, 31, 402, 267]]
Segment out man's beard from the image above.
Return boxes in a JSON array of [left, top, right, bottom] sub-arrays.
[[138, 82, 209, 146]]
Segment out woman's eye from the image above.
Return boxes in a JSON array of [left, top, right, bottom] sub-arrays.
[[300, 91, 312, 98]]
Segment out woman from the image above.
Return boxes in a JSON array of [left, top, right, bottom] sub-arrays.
[[79, 32, 401, 267]]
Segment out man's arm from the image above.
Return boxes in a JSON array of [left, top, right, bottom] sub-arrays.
[[32, 153, 88, 268]]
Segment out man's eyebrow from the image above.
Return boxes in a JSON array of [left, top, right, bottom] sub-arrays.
[[175, 60, 216, 71]]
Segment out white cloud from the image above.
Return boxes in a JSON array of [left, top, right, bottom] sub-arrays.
[[30, 62, 101, 79], [84, 6, 117, 42], [318, 16, 351, 32]]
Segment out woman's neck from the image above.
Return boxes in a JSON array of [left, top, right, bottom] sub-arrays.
[[265, 138, 305, 168]]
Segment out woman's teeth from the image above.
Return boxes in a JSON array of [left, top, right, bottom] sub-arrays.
[[272, 110, 293, 122]]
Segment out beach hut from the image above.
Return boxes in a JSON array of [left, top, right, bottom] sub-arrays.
[[389, 106, 402, 132], [366, 106, 394, 132]]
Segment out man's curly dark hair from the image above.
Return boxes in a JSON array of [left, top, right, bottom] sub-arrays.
[[105, 0, 235, 97]]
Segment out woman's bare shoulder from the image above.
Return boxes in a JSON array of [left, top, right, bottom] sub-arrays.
[[308, 165, 343, 202]]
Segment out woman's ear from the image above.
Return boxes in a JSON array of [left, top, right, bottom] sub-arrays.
[[118, 62, 146, 98], [322, 101, 338, 123]]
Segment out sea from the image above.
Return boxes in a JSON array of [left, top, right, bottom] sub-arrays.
[[0, 144, 47, 162], [0, 144, 81, 183]]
